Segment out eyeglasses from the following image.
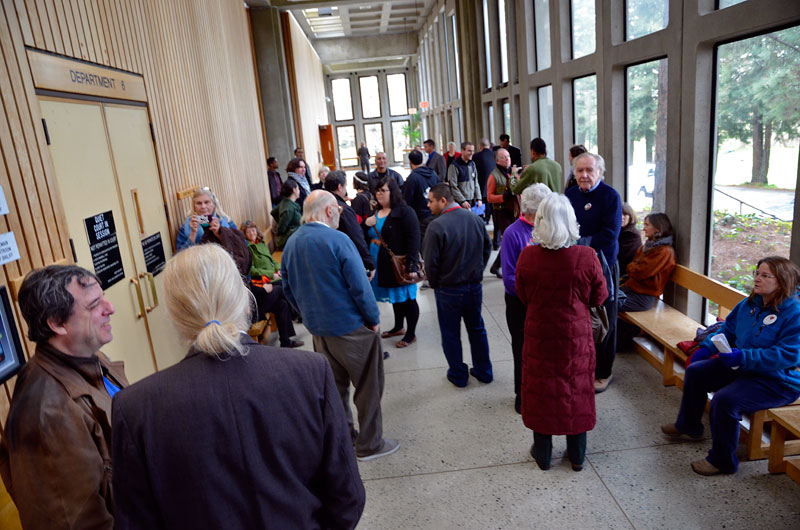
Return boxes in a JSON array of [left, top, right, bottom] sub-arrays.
[[754, 271, 775, 280], [376, 188, 390, 194]]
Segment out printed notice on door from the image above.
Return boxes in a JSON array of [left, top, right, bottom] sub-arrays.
[[141, 232, 166, 275], [84, 210, 125, 290]]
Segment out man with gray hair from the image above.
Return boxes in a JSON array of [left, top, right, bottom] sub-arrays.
[[565, 152, 622, 393], [281, 190, 399, 461]]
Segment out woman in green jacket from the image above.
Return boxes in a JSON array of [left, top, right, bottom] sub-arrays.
[[242, 220, 281, 284], [270, 180, 301, 249]]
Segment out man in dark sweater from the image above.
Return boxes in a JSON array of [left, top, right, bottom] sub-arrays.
[[565, 152, 622, 394], [422, 184, 493, 388], [403, 150, 439, 242], [473, 138, 496, 220], [424, 139, 446, 181], [324, 170, 375, 278], [367, 152, 404, 194], [267, 156, 282, 207], [492, 134, 522, 168]]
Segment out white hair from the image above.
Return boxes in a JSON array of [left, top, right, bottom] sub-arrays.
[[163, 244, 251, 357], [520, 183, 552, 216], [573, 152, 606, 178], [533, 194, 581, 250]]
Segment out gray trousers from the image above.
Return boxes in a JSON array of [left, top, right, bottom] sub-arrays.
[[313, 326, 385, 455]]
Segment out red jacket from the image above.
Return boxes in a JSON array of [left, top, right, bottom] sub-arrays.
[[623, 243, 676, 297], [516, 245, 608, 434]]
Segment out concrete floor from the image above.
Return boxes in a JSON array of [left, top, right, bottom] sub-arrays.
[[288, 251, 800, 529]]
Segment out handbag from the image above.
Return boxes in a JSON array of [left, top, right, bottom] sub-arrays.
[[376, 232, 426, 285]]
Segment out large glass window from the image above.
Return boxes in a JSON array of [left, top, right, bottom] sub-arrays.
[[718, 0, 747, 8], [391, 121, 410, 163], [455, 107, 463, 145], [538, 85, 555, 156], [498, 0, 509, 84], [626, 58, 668, 214], [534, 0, 551, 71], [451, 15, 461, 99], [709, 26, 799, 297], [387, 74, 409, 117], [364, 123, 385, 159], [626, 0, 668, 40], [483, 0, 492, 88], [573, 75, 598, 153], [571, 0, 595, 59], [336, 126, 357, 166], [502, 99, 511, 134], [331, 78, 353, 121], [359, 76, 381, 119], [487, 103, 495, 144]]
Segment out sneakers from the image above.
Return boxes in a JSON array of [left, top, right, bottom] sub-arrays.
[[447, 373, 468, 388], [356, 439, 400, 462], [691, 458, 723, 476], [594, 375, 614, 393], [660, 423, 703, 441], [469, 368, 493, 384]]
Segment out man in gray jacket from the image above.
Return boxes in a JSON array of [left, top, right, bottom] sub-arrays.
[[446, 141, 482, 209]]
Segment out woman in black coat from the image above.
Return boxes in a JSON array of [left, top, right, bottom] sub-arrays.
[[618, 202, 643, 275], [365, 176, 422, 348]]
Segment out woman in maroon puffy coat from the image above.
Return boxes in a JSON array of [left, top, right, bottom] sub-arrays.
[[516, 194, 608, 471]]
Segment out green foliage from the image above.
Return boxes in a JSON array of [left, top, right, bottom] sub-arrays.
[[402, 114, 422, 147]]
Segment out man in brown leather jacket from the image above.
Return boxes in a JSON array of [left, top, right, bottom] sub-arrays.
[[0, 265, 127, 529]]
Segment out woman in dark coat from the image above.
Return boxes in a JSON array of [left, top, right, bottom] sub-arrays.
[[618, 202, 642, 275], [364, 176, 422, 348], [515, 194, 608, 471], [111, 244, 365, 529]]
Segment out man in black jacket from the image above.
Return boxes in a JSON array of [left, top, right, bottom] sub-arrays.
[[324, 171, 375, 279], [367, 152, 404, 193], [403, 150, 439, 243], [492, 134, 522, 168], [473, 138, 496, 222], [422, 184, 493, 388]]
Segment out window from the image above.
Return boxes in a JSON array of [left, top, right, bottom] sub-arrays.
[[502, 99, 511, 134], [455, 107, 463, 145], [626, 0, 668, 40], [487, 103, 495, 144], [709, 26, 799, 299], [451, 15, 461, 99], [364, 123, 385, 160], [534, 0, 551, 71], [571, 0, 595, 59], [391, 121, 410, 163], [498, 0, 509, 84], [573, 75, 598, 153], [331, 78, 353, 121], [359, 76, 381, 119], [387, 74, 409, 116], [483, 0, 492, 88], [718, 0, 747, 8], [336, 126, 357, 166], [626, 59, 668, 214], [538, 85, 555, 156]]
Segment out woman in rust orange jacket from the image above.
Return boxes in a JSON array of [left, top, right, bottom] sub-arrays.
[[619, 213, 676, 312]]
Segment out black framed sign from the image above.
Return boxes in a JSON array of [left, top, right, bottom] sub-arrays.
[[141, 232, 166, 275], [84, 210, 125, 290], [0, 285, 25, 384]]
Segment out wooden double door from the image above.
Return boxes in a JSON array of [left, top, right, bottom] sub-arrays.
[[39, 96, 185, 382]]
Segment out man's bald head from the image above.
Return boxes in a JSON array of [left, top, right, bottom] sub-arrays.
[[302, 190, 339, 228]]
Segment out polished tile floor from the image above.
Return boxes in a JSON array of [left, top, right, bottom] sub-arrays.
[[290, 251, 800, 529]]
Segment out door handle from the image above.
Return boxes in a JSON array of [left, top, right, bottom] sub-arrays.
[[140, 272, 158, 311], [131, 277, 147, 319]]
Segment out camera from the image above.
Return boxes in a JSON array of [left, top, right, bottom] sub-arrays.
[[196, 215, 210, 227]]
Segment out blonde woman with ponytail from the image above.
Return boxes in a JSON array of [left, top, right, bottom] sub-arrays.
[[110, 244, 366, 529]]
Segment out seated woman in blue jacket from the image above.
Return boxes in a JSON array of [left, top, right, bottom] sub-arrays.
[[661, 256, 800, 476], [176, 187, 237, 250]]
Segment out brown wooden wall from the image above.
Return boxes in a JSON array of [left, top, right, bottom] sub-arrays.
[[0, 0, 269, 420]]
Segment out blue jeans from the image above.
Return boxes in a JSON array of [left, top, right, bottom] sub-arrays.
[[434, 283, 492, 386], [675, 358, 800, 473]]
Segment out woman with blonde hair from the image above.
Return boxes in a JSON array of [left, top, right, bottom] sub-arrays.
[[111, 244, 366, 528], [515, 194, 608, 471], [175, 187, 237, 250]]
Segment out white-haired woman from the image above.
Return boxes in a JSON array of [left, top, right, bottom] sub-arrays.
[[111, 244, 365, 529], [515, 194, 608, 472], [176, 187, 237, 250], [500, 183, 552, 413]]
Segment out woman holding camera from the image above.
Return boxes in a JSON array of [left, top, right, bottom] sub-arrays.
[[176, 187, 238, 250], [662, 256, 800, 476]]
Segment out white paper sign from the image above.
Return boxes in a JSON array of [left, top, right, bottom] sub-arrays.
[[0, 186, 8, 215], [0, 232, 20, 265]]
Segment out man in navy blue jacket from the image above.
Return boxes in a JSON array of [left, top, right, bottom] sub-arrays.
[[403, 149, 439, 242], [282, 190, 400, 462], [566, 153, 622, 393]]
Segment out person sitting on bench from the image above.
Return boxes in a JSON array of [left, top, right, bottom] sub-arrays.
[[619, 213, 675, 312]]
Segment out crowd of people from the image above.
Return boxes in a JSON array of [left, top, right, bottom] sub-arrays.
[[1, 136, 798, 529]]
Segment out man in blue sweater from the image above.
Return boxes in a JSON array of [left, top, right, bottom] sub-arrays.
[[565, 153, 622, 393], [281, 190, 399, 462]]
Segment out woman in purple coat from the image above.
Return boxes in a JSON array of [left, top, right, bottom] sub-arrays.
[[516, 194, 608, 471]]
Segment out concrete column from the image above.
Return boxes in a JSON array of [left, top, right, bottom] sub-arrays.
[[250, 7, 296, 167], [456, 0, 483, 144]]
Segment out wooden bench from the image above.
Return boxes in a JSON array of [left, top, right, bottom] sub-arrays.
[[767, 405, 800, 483], [619, 264, 799, 461]]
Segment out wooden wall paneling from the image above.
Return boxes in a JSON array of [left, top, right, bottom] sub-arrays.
[[112, 0, 131, 70], [62, 0, 84, 59], [12, 0, 34, 46], [20, 0, 43, 48], [86, 0, 109, 65], [2, 6, 58, 267], [33, 0, 55, 51], [53, 0, 74, 56], [41, 0, 65, 55], [101, 0, 121, 69], [77, 0, 97, 62], [0, 160, 21, 280], [119, 0, 140, 71], [68, 0, 90, 59]]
